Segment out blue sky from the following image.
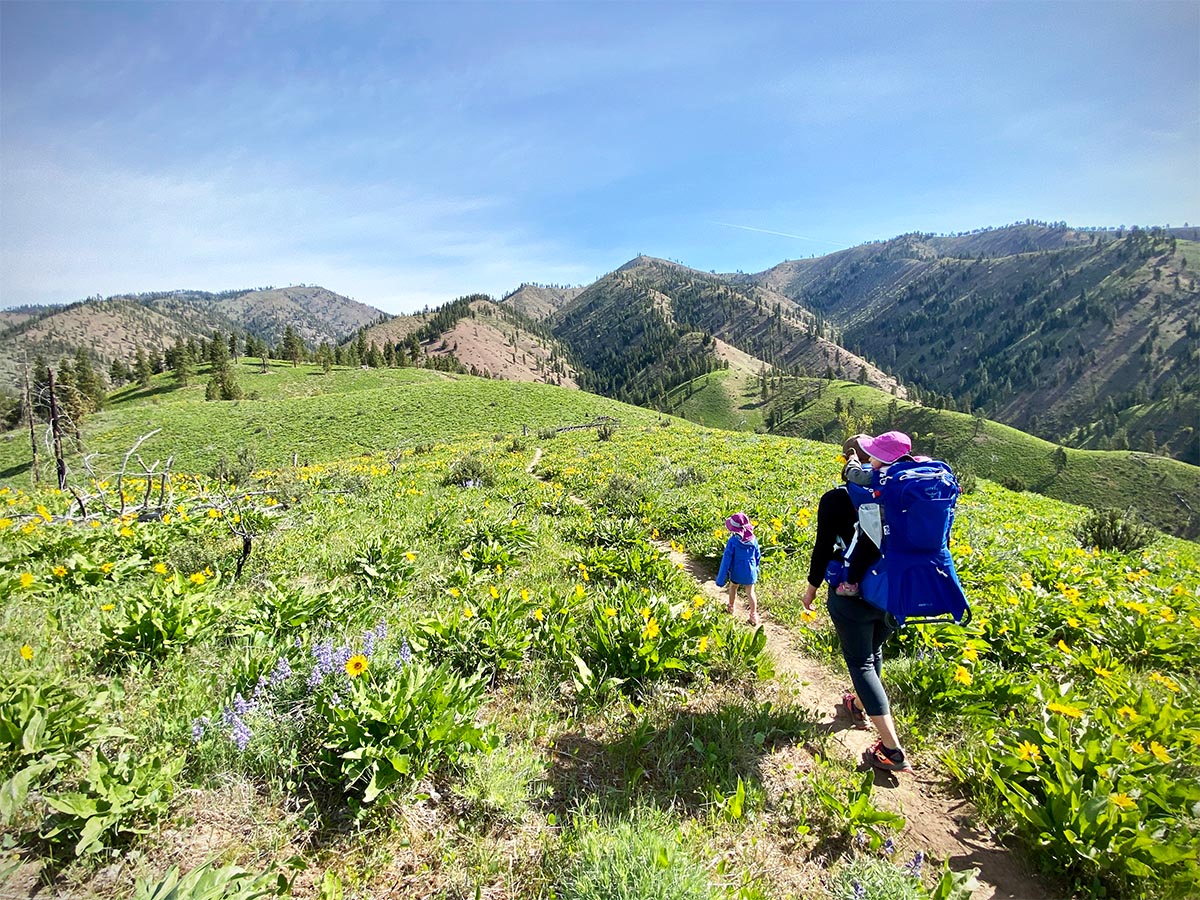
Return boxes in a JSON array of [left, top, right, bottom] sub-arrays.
[[2, 1, 1196, 313]]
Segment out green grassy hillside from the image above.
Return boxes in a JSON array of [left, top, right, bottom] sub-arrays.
[[0, 359, 668, 479], [2, 374, 1199, 898], [662, 373, 1199, 538]]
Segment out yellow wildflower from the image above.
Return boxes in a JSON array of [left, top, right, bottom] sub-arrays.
[[462, 606, 475, 620], [604, 607, 617, 619], [154, 563, 168, 575], [489, 585, 500, 600], [1109, 793, 1136, 811], [189, 572, 207, 585], [1047, 701, 1084, 719], [345, 655, 368, 677], [19, 644, 34, 660], [101, 562, 113, 574], [698, 636, 708, 653], [1066, 616, 1080, 628], [36, 505, 52, 522], [0, 519, 12, 530], [681, 607, 693, 621], [575, 584, 585, 599], [642, 618, 660, 640], [52, 566, 66, 578], [962, 646, 979, 662], [1015, 740, 1041, 762], [120, 526, 134, 537], [1057, 640, 1071, 654], [1149, 672, 1181, 693], [953, 666, 973, 686], [1149, 742, 1171, 764], [639, 606, 651, 620], [1130, 741, 1146, 754], [19, 573, 34, 589], [1116, 705, 1137, 720], [101, 603, 115, 611], [800, 609, 817, 624], [1159, 607, 1176, 623], [520, 588, 530, 602], [533, 608, 544, 622], [207, 508, 220, 518], [1092, 667, 1112, 678], [405, 551, 417, 562]]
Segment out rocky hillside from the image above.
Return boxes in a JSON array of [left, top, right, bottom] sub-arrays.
[[0, 286, 388, 388], [499, 284, 584, 320]]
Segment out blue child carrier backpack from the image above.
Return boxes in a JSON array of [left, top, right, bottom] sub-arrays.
[[859, 460, 971, 626]]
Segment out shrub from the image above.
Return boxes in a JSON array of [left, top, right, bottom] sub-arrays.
[[999, 474, 1027, 493], [443, 453, 496, 488], [597, 423, 617, 441], [208, 446, 258, 486], [452, 738, 548, 823], [600, 474, 645, 516], [508, 436, 528, 453], [1074, 508, 1157, 553], [100, 571, 220, 664]]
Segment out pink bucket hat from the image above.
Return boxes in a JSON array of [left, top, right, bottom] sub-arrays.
[[725, 512, 754, 540], [859, 431, 912, 464]]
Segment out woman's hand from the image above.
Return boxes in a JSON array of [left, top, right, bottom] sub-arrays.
[[802, 583, 817, 611]]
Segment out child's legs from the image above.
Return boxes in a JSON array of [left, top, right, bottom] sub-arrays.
[[845, 538, 881, 585], [746, 582, 757, 611], [726, 581, 738, 610]]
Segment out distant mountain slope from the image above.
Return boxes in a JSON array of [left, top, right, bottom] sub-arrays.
[[0, 285, 390, 388], [210, 286, 385, 347], [424, 299, 578, 386], [749, 225, 1199, 460], [551, 256, 903, 409], [499, 284, 584, 320]]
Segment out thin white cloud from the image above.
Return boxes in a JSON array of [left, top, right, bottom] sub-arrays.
[[713, 222, 845, 247]]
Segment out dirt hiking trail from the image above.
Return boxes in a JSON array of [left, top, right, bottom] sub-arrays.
[[528, 445, 1052, 899], [661, 543, 1052, 900]]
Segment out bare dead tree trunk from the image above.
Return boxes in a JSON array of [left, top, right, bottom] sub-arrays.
[[47, 367, 67, 491], [22, 354, 38, 485]]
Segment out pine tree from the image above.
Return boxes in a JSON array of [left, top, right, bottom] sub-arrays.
[[134, 346, 153, 387], [174, 344, 196, 386]]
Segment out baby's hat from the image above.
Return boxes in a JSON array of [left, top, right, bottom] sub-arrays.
[[725, 512, 754, 540]]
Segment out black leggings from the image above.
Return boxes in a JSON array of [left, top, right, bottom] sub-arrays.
[[827, 586, 895, 717]]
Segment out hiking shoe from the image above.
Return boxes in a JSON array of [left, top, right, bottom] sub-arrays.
[[841, 692, 869, 729], [835, 582, 861, 597], [865, 740, 913, 773]]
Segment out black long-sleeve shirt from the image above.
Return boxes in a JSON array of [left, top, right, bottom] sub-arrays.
[[806, 487, 858, 589]]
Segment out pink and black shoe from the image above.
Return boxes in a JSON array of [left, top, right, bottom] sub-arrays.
[[865, 739, 913, 773]]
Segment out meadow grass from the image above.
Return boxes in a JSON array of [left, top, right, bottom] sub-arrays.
[[2, 376, 1198, 899]]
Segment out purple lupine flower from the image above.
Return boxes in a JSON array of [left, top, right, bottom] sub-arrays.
[[221, 704, 236, 727], [399, 638, 412, 663], [270, 656, 292, 685], [313, 640, 335, 674], [373, 621, 388, 643], [363, 630, 377, 658], [231, 717, 252, 751], [854, 829, 868, 849], [904, 850, 925, 878], [852, 882, 865, 900], [307, 666, 323, 690], [882, 837, 896, 857], [329, 692, 341, 708], [232, 692, 252, 716], [252, 676, 269, 702], [333, 644, 353, 672], [191, 717, 209, 743], [294, 636, 303, 649]]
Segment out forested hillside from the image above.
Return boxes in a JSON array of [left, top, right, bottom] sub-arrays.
[[751, 224, 1199, 460]]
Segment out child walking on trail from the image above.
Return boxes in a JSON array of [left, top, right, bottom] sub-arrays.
[[716, 512, 762, 626]]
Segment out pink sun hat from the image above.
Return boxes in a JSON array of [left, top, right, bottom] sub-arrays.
[[725, 512, 754, 540], [858, 431, 912, 464]]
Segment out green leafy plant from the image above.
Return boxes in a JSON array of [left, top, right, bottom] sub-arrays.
[[99, 571, 220, 663], [812, 770, 907, 850], [133, 861, 287, 900], [413, 586, 534, 684], [310, 658, 493, 803], [42, 747, 185, 857]]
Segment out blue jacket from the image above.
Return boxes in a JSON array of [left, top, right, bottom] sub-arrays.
[[716, 535, 761, 586]]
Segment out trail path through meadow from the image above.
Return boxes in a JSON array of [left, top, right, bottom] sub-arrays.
[[528, 446, 1051, 900]]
